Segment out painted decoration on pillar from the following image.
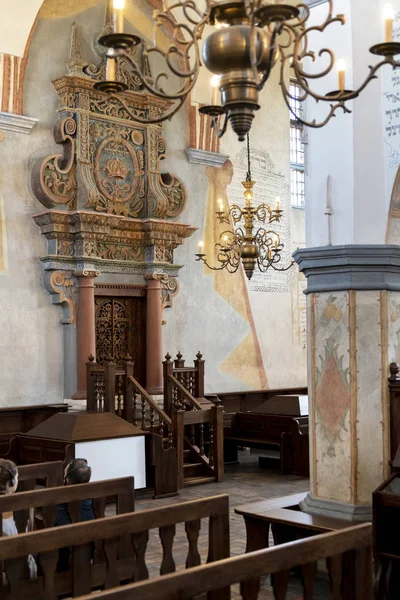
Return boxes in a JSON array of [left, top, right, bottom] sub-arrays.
[[314, 293, 350, 456], [388, 292, 400, 362], [312, 291, 352, 503]]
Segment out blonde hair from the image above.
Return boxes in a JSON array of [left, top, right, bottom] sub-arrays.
[[0, 459, 17, 493]]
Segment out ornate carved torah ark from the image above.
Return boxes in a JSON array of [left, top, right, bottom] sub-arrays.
[[31, 20, 195, 324]]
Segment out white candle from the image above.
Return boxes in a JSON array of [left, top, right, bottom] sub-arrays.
[[223, 235, 228, 246], [218, 199, 224, 212], [106, 57, 116, 82], [275, 197, 280, 210], [113, 0, 125, 34], [384, 4, 395, 43], [337, 59, 346, 92], [199, 241, 204, 254], [210, 75, 221, 105]]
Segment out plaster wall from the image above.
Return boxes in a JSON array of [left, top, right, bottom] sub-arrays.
[[306, 0, 395, 247], [0, 0, 307, 404]]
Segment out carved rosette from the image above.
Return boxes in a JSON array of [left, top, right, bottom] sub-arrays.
[[43, 270, 78, 324]]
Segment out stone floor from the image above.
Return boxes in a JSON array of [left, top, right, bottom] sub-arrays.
[[129, 451, 331, 599]]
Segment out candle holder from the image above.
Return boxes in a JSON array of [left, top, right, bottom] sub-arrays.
[[370, 42, 400, 57], [93, 80, 128, 93], [98, 33, 141, 50], [199, 106, 226, 118], [255, 4, 300, 26], [326, 90, 359, 100]]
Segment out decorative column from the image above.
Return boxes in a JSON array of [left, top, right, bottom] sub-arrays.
[[294, 245, 400, 521], [72, 269, 100, 400], [145, 275, 163, 395]]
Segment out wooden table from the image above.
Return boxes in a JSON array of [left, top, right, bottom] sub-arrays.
[[235, 492, 350, 552]]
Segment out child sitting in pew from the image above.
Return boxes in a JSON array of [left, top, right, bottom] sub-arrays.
[[0, 459, 37, 578]]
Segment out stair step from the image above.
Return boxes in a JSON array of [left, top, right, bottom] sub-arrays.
[[184, 476, 216, 487], [183, 463, 206, 477]]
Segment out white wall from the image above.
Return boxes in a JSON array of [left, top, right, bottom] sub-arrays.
[[306, 0, 394, 247]]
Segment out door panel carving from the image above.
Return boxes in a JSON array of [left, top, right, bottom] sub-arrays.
[[95, 297, 146, 384]]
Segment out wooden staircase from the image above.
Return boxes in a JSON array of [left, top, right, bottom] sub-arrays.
[[86, 351, 224, 497]]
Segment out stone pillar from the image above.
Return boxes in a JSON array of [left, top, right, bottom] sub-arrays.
[[145, 275, 163, 395], [72, 269, 99, 400], [294, 245, 400, 521]]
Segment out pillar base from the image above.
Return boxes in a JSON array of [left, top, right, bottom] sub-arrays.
[[300, 493, 372, 522]]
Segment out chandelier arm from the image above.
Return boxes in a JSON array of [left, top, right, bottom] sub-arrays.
[[257, 22, 283, 92], [228, 205, 244, 225], [118, 49, 198, 100], [254, 204, 272, 223], [102, 93, 186, 125], [212, 112, 229, 139], [196, 255, 232, 272]]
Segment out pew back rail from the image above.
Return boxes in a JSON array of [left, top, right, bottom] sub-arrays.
[[0, 493, 229, 599], [76, 523, 373, 600]]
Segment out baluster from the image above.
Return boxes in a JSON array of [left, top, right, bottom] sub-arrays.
[[104, 537, 119, 589], [209, 424, 215, 468], [40, 549, 58, 599], [185, 519, 201, 568], [190, 425, 196, 446], [141, 395, 146, 430], [159, 418, 165, 437], [150, 407, 155, 431], [133, 392, 138, 426], [327, 554, 343, 600], [132, 530, 149, 581], [199, 423, 205, 456], [117, 376, 123, 416], [301, 562, 317, 599], [159, 524, 176, 575], [168, 426, 174, 447], [271, 570, 290, 600]]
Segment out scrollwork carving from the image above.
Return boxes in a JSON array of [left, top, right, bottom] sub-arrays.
[[161, 277, 179, 311], [32, 117, 77, 209], [44, 270, 77, 324]]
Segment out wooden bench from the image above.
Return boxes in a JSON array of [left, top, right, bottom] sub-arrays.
[[0, 476, 135, 535], [0, 493, 229, 598], [17, 461, 64, 491], [77, 523, 373, 600], [235, 492, 352, 552], [224, 412, 309, 476]]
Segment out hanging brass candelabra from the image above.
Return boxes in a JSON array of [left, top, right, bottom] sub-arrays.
[[195, 134, 292, 280]]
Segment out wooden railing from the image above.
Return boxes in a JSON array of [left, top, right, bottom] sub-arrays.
[[127, 375, 178, 498], [163, 352, 205, 415], [86, 355, 134, 422], [77, 523, 373, 600]]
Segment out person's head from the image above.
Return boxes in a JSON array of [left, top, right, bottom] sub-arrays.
[[64, 458, 92, 486], [0, 460, 18, 495]]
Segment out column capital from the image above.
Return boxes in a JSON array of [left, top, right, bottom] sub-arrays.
[[74, 268, 101, 279], [293, 244, 400, 294]]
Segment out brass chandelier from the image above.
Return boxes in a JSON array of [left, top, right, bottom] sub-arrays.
[[195, 134, 292, 280], [94, 1, 400, 141]]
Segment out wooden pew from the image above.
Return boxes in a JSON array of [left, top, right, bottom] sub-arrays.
[[77, 523, 373, 600], [224, 412, 309, 476], [17, 461, 64, 491], [0, 494, 229, 598], [0, 404, 67, 445], [0, 476, 135, 535]]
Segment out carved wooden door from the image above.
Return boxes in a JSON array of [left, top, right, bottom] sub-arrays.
[[95, 297, 146, 384]]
